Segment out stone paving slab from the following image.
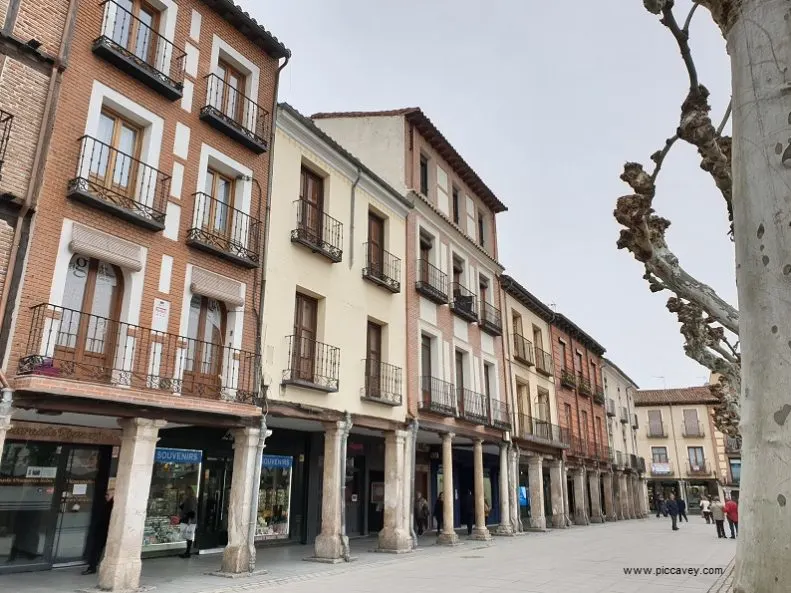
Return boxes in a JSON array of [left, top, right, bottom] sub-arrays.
[[1, 518, 736, 593]]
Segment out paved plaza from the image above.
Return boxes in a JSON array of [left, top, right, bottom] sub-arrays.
[[4, 519, 735, 593]]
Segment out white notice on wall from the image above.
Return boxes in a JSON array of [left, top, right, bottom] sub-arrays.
[[152, 299, 170, 333], [26, 466, 57, 479], [72, 484, 88, 496]]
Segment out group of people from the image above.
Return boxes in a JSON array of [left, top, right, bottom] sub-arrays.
[[414, 490, 490, 536], [656, 492, 738, 539]]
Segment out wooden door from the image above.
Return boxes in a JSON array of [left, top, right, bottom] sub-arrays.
[[205, 169, 234, 238], [419, 237, 431, 283], [367, 213, 385, 275], [92, 110, 141, 199], [366, 322, 382, 397], [293, 293, 318, 381], [216, 60, 245, 122], [300, 167, 323, 242], [183, 295, 226, 397], [420, 335, 432, 401]]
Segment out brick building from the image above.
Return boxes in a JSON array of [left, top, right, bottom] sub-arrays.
[[0, 0, 289, 587]]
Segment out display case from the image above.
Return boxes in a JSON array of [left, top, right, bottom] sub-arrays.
[[255, 455, 292, 541], [142, 448, 202, 551]]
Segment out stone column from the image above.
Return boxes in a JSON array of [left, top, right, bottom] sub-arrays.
[[509, 444, 522, 533], [641, 479, 649, 518], [602, 471, 616, 522], [378, 430, 412, 552], [471, 439, 491, 540], [614, 471, 623, 520], [625, 473, 635, 519], [222, 426, 262, 573], [572, 468, 588, 525], [548, 459, 566, 528], [495, 442, 513, 535], [632, 475, 642, 518], [0, 402, 12, 457], [99, 418, 166, 591], [618, 473, 629, 519], [561, 461, 571, 527], [527, 455, 546, 530], [588, 469, 603, 523], [314, 420, 350, 560], [438, 432, 458, 545]]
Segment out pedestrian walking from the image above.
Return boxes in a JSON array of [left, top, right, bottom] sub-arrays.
[[179, 486, 198, 558], [666, 493, 680, 531], [433, 492, 444, 534], [655, 495, 665, 518], [677, 497, 688, 522], [700, 497, 712, 524], [711, 497, 727, 538], [82, 490, 113, 575], [414, 492, 429, 536], [724, 497, 739, 539]]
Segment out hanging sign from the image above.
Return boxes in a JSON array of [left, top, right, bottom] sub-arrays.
[[154, 448, 203, 464], [262, 454, 293, 469]]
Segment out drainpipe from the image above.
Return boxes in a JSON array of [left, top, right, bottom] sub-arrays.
[[408, 418, 419, 548], [340, 412, 352, 561], [348, 168, 361, 270], [0, 0, 79, 391], [247, 415, 270, 573]]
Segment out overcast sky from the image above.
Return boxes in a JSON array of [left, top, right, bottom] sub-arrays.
[[253, 0, 734, 390]]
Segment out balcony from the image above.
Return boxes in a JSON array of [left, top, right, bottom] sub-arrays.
[[650, 460, 674, 476], [578, 374, 591, 396], [569, 436, 590, 458], [682, 421, 705, 438], [512, 334, 534, 366], [615, 450, 624, 467], [479, 301, 502, 336], [725, 436, 742, 454], [282, 335, 340, 392], [450, 282, 478, 323], [67, 136, 169, 231], [629, 454, 639, 471], [93, 0, 185, 100], [535, 347, 553, 377], [687, 461, 711, 476], [632, 413, 639, 429], [647, 424, 667, 438], [18, 304, 259, 403], [560, 368, 576, 389], [490, 399, 511, 430], [518, 415, 569, 445], [290, 199, 343, 263], [416, 259, 448, 304], [457, 387, 488, 425], [186, 192, 262, 268], [593, 384, 605, 405], [620, 407, 629, 424], [419, 376, 456, 417], [0, 109, 12, 183], [362, 243, 401, 293], [606, 398, 616, 417], [200, 74, 270, 153], [638, 457, 646, 473], [362, 359, 402, 406]]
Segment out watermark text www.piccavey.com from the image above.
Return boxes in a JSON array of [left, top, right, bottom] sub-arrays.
[[623, 566, 725, 577]]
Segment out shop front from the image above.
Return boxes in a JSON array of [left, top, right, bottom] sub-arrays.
[[430, 447, 500, 528]]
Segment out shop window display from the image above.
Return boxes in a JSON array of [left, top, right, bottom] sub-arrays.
[[142, 448, 201, 550], [256, 455, 292, 540]]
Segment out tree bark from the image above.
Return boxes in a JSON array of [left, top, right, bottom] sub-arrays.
[[728, 1, 791, 590]]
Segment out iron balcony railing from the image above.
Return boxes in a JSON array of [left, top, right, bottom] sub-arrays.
[[629, 454, 639, 471], [535, 347, 553, 376], [569, 436, 588, 458], [682, 421, 705, 438], [490, 399, 510, 430], [479, 300, 502, 336], [457, 387, 488, 424], [415, 259, 448, 303], [67, 135, 169, 230], [650, 459, 674, 476], [291, 198, 343, 262], [362, 243, 401, 293], [450, 282, 478, 322], [362, 359, 402, 406], [647, 424, 667, 438], [606, 398, 616, 417], [187, 192, 262, 268], [725, 436, 742, 453], [687, 461, 710, 476], [18, 304, 259, 402], [578, 374, 592, 396], [518, 414, 568, 444], [201, 73, 270, 153], [560, 367, 576, 389], [600, 443, 611, 462], [0, 110, 12, 183], [419, 376, 456, 417], [283, 334, 340, 392], [94, 0, 186, 99], [593, 384, 605, 404], [512, 334, 534, 366]]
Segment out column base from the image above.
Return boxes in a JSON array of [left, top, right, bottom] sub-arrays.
[[493, 523, 514, 536], [436, 531, 460, 545], [312, 533, 349, 562], [551, 515, 567, 529], [470, 526, 491, 541], [377, 528, 413, 553], [606, 514, 618, 522], [220, 543, 254, 574], [98, 557, 142, 592], [573, 513, 589, 526], [590, 514, 604, 524], [529, 517, 546, 530]]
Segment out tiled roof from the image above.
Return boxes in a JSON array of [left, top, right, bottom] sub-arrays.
[[201, 0, 290, 59], [500, 275, 554, 323], [552, 313, 606, 356], [633, 386, 717, 406], [311, 108, 507, 214]]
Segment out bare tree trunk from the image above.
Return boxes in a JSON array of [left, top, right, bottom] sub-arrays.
[[729, 1, 791, 590]]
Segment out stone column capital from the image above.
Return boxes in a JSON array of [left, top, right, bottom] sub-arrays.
[[443, 431, 455, 442]]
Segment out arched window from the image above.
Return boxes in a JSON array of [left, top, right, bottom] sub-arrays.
[[183, 294, 227, 395]]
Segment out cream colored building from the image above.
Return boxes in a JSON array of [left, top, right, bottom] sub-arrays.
[[634, 386, 724, 513], [262, 103, 414, 558], [602, 359, 640, 468]]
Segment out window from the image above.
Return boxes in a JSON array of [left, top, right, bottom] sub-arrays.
[[420, 334, 432, 378], [590, 361, 597, 385], [365, 321, 383, 397], [517, 382, 530, 417], [581, 410, 589, 442], [729, 459, 741, 483], [215, 59, 246, 121], [559, 340, 567, 370], [479, 275, 489, 304], [564, 403, 572, 430], [452, 255, 464, 285], [532, 325, 543, 349], [455, 350, 465, 389], [367, 211, 385, 274], [683, 409, 700, 436], [477, 210, 485, 246], [58, 255, 124, 363], [299, 166, 324, 240], [111, 0, 161, 64], [537, 388, 550, 421], [574, 351, 583, 373], [451, 186, 460, 224], [419, 232, 432, 263], [648, 410, 664, 436], [595, 416, 603, 446], [92, 109, 142, 197], [292, 293, 318, 381], [651, 447, 668, 462], [483, 363, 493, 400], [688, 447, 705, 468], [184, 295, 227, 394], [512, 313, 523, 336], [204, 168, 235, 236], [419, 154, 429, 196]]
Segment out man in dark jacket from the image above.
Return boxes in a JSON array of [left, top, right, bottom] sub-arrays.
[[462, 490, 474, 535], [677, 497, 688, 522], [433, 492, 444, 534], [83, 490, 114, 575], [666, 493, 680, 531]]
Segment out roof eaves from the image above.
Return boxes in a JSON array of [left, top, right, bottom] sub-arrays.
[[500, 275, 555, 323], [602, 358, 640, 389], [200, 0, 290, 59], [552, 313, 606, 356]]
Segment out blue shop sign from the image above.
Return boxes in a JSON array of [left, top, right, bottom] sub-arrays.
[[519, 486, 529, 507], [262, 454, 293, 469], [155, 448, 203, 464]]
